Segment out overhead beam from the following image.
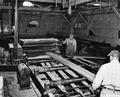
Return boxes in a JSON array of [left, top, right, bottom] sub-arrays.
[[64, 0, 93, 8], [27, 0, 62, 3], [0, 5, 12, 9]]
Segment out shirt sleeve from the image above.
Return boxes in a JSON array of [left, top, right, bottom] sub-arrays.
[[63, 39, 67, 44], [74, 40, 77, 52], [92, 65, 104, 90]]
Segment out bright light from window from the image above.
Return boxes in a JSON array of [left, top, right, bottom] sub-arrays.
[[93, 3, 101, 6], [23, 1, 34, 7]]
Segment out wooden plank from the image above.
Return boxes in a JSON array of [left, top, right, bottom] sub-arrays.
[[74, 56, 97, 65], [20, 38, 59, 45], [46, 52, 95, 82], [60, 65, 95, 95], [51, 61, 95, 96], [73, 58, 98, 69], [57, 70, 85, 96], [76, 56, 105, 60], [64, 0, 92, 7], [29, 65, 68, 73], [41, 62, 68, 95], [52, 63, 90, 97], [28, 55, 50, 60], [26, 0, 62, 3]]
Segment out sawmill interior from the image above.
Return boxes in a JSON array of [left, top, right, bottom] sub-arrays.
[[0, 0, 120, 97]]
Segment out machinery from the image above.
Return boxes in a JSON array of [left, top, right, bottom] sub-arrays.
[[17, 62, 30, 89], [27, 52, 97, 97], [16, 38, 107, 96]]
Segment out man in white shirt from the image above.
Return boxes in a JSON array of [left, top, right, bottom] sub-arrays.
[[92, 50, 120, 97], [63, 34, 77, 58]]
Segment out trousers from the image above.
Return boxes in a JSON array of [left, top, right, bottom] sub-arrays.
[[100, 89, 120, 97]]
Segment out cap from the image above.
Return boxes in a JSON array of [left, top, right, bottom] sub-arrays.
[[107, 50, 120, 57]]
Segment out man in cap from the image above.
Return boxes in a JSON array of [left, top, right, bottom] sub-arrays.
[[92, 50, 120, 97]]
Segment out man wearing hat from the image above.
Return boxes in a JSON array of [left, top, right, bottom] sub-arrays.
[[92, 50, 120, 97]]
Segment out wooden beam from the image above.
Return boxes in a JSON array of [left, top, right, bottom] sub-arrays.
[[14, 0, 18, 59], [0, 5, 12, 10], [18, 7, 51, 11], [112, 6, 120, 18], [27, 0, 62, 3], [41, 62, 69, 96], [51, 62, 86, 97], [46, 52, 95, 82], [64, 0, 93, 7]]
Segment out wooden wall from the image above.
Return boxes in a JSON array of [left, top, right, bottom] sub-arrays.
[[2, 10, 120, 46], [18, 12, 71, 38]]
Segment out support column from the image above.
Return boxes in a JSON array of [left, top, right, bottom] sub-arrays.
[[0, 10, 3, 34], [8, 5, 12, 34], [13, 0, 18, 59]]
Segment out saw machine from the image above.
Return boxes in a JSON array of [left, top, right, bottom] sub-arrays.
[[27, 52, 97, 97]]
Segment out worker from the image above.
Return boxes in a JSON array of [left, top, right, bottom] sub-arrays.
[[63, 34, 77, 57], [92, 50, 120, 97]]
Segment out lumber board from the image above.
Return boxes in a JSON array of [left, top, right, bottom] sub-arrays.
[[62, 66, 94, 95], [46, 52, 95, 82], [74, 56, 97, 65], [20, 38, 59, 45], [50, 62, 86, 96], [29, 65, 68, 73], [75, 56, 105, 60], [73, 58, 98, 69], [41, 62, 68, 95], [28, 55, 50, 60]]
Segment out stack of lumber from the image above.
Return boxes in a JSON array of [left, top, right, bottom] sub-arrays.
[[20, 38, 60, 57]]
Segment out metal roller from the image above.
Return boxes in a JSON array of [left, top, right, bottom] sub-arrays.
[[20, 38, 59, 45]]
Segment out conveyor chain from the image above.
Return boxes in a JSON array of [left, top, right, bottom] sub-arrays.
[[28, 53, 96, 97]]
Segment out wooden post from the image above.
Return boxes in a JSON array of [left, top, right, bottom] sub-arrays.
[[8, 3, 12, 34], [14, 0, 18, 59], [55, 0, 58, 7], [0, 10, 3, 34]]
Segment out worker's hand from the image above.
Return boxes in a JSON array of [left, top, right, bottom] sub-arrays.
[[94, 88, 101, 96]]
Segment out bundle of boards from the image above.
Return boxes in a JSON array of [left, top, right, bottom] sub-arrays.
[[20, 38, 60, 57]]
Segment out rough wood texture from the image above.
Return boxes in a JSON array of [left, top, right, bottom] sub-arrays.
[[46, 52, 95, 82]]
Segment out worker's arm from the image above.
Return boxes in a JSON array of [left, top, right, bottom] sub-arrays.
[[74, 40, 77, 52], [63, 39, 67, 44], [92, 65, 104, 90]]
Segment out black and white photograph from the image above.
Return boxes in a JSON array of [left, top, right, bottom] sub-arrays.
[[0, 0, 120, 97]]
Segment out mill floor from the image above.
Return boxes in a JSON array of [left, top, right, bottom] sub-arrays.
[[0, 72, 41, 97]]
